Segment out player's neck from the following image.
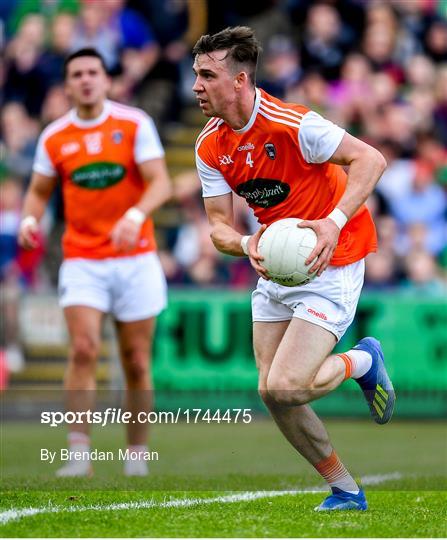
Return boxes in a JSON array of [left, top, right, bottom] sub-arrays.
[[224, 88, 257, 130], [76, 101, 106, 120]]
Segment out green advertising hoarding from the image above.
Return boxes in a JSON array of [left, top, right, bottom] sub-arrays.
[[152, 290, 447, 418]]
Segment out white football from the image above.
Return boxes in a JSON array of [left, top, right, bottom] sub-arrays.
[[257, 218, 318, 286]]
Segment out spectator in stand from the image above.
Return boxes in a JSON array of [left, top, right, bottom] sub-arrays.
[[404, 53, 437, 90], [286, 72, 330, 117], [416, 134, 447, 187], [4, 14, 49, 116], [72, 0, 159, 104], [327, 53, 374, 130], [375, 139, 415, 205], [1, 102, 39, 182], [376, 215, 399, 254], [402, 249, 446, 296], [39, 13, 77, 88], [433, 65, 447, 146], [364, 250, 399, 290], [300, 3, 353, 80], [379, 102, 418, 157], [258, 35, 301, 99], [6, 0, 79, 37], [390, 160, 447, 257], [423, 19, 447, 63], [41, 85, 71, 126], [362, 3, 406, 84], [392, 0, 436, 49], [127, 0, 207, 126], [406, 85, 436, 134]]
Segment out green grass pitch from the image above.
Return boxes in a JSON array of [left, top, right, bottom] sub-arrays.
[[1, 419, 446, 537]]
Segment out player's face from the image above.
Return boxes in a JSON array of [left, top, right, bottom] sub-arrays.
[[65, 57, 110, 107], [192, 51, 238, 118]]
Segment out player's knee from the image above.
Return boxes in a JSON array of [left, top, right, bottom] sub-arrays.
[[266, 374, 312, 406], [71, 336, 99, 367], [122, 349, 149, 384]]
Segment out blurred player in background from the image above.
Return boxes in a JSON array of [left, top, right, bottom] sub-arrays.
[[19, 48, 172, 477], [193, 27, 395, 511]]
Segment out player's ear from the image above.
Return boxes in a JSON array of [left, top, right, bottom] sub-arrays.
[[234, 71, 248, 90]]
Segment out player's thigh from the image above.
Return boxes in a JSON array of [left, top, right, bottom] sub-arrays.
[[252, 277, 293, 384], [63, 305, 104, 356], [253, 320, 290, 387], [111, 252, 167, 322], [269, 317, 336, 387]]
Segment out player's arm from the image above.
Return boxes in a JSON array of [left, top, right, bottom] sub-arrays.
[[302, 133, 386, 275], [328, 133, 387, 221], [204, 194, 268, 279], [297, 109, 386, 276], [135, 158, 172, 216], [19, 172, 57, 249], [110, 157, 172, 251]]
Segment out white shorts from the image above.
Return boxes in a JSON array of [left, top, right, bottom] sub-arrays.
[[58, 252, 167, 322], [252, 259, 365, 341]]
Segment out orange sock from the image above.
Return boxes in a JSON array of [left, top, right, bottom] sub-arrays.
[[314, 450, 359, 493]]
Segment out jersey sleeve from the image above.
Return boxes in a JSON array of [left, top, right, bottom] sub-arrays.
[[298, 111, 345, 164], [33, 132, 57, 177], [195, 141, 232, 198], [134, 113, 165, 163]]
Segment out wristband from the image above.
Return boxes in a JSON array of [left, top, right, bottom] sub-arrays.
[[327, 208, 348, 230], [20, 215, 38, 229], [240, 235, 251, 256], [124, 207, 146, 225]]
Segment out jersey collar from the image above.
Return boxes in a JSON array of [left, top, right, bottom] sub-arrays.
[[233, 88, 261, 134], [70, 100, 111, 128]]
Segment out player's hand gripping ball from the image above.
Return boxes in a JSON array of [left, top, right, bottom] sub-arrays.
[[258, 218, 318, 286]]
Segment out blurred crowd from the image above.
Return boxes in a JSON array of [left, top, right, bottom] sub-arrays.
[[1, 0, 447, 368]]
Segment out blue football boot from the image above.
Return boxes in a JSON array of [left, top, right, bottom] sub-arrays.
[[315, 487, 368, 511], [353, 337, 395, 424]]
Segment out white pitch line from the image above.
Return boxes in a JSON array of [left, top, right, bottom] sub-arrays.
[[0, 472, 402, 526], [0, 490, 322, 526]]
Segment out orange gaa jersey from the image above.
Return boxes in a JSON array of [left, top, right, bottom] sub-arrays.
[[33, 100, 164, 260], [195, 88, 377, 266]]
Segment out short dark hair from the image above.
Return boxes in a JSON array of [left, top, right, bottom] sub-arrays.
[[192, 26, 262, 85], [63, 48, 108, 79]]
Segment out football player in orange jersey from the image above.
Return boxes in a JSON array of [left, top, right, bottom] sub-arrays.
[[193, 27, 395, 511], [19, 49, 172, 477]]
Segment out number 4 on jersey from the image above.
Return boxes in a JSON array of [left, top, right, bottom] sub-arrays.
[[246, 152, 254, 168]]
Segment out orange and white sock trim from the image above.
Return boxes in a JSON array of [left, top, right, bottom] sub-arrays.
[[338, 353, 354, 380], [338, 348, 372, 380], [315, 450, 359, 492]]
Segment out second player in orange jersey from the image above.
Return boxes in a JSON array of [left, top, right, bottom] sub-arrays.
[[19, 48, 172, 478]]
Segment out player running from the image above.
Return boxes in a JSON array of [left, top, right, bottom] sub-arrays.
[[19, 48, 172, 477], [193, 27, 395, 511]]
